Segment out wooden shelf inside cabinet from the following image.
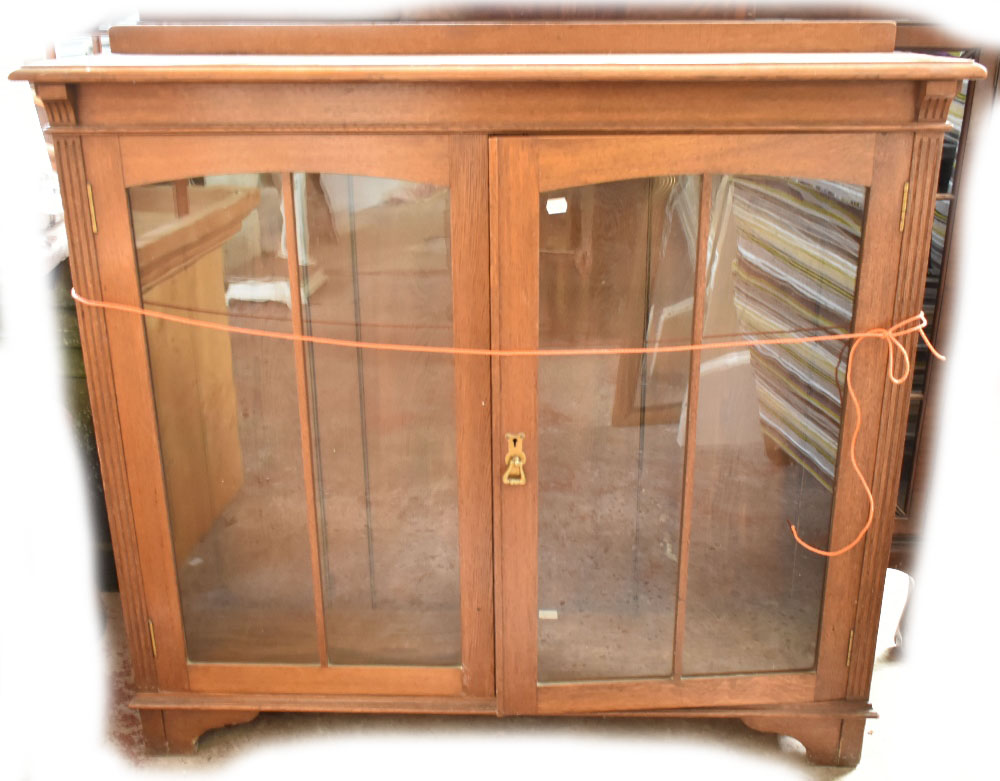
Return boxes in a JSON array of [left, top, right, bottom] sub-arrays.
[[10, 19, 984, 768]]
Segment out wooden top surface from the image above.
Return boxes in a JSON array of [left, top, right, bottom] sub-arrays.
[[10, 51, 986, 84]]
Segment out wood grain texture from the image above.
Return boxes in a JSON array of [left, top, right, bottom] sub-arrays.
[[672, 177, 712, 679], [36, 83, 76, 125], [537, 672, 816, 715], [812, 132, 912, 702], [742, 714, 866, 767], [119, 134, 449, 188], [535, 133, 877, 190], [594, 700, 874, 719], [138, 709, 167, 752], [918, 80, 960, 122], [84, 134, 190, 691], [133, 691, 496, 714], [494, 138, 540, 716], [160, 709, 259, 754], [894, 23, 974, 50], [838, 716, 867, 766], [131, 692, 867, 720], [187, 663, 463, 696], [488, 137, 505, 708], [27, 26, 976, 757], [13, 51, 986, 84], [53, 132, 158, 691], [449, 135, 496, 698], [108, 21, 897, 56], [65, 81, 934, 135], [173, 179, 189, 215]]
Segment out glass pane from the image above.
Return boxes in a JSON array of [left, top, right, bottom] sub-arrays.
[[683, 176, 866, 675], [294, 173, 460, 666], [130, 175, 318, 663], [537, 176, 699, 682]]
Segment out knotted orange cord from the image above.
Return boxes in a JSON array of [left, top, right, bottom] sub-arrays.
[[789, 315, 944, 558], [71, 287, 944, 558]]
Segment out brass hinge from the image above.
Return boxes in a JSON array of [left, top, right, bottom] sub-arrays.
[[846, 629, 855, 668], [147, 618, 158, 658], [899, 181, 910, 233], [87, 183, 98, 234]]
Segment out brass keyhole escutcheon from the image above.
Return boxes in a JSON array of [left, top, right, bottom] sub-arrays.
[[502, 432, 527, 486]]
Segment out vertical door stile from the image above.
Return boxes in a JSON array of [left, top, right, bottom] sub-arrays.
[[846, 131, 936, 700], [813, 132, 912, 699], [496, 139, 541, 715], [281, 172, 330, 667], [488, 137, 506, 702], [670, 177, 713, 680], [449, 136, 496, 696]]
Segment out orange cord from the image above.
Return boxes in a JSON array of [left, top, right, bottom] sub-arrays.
[[71, 287, 944, 558], [789, 317, 944, 558]]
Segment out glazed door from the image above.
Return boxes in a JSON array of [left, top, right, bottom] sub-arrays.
[[493, 133, 912, 714], [97, 134, 493, 698]]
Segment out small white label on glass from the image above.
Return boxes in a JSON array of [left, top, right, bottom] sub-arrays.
[[545, 197, 568, 215]]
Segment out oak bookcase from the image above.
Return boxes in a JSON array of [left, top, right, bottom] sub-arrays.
[[12, 19, 984, 766]]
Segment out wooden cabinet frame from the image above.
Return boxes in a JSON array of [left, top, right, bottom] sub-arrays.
[[14, 21, 983, 763], [493, 131, 912, 717], [86, 133, 495, 700]]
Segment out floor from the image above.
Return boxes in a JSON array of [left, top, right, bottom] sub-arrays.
[[100, 570, 916, 779]]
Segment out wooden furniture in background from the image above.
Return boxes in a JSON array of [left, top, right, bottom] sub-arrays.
[[12, 20, 983, 767], [131, 184, 257, 561]]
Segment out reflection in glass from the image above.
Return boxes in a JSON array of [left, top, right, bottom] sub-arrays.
[[294, 174, 461, 666], [897, 198, 950, 512], [537, 176, 700, 682], [941, 78, 969, 193], [923, 198, 950, 343], [130, 175, 318, 663], [683, 176, 866, 675]]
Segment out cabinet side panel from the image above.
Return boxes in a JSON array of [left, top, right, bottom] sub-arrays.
[[52, 131, 158, 690], [83, 134, 190, 690]]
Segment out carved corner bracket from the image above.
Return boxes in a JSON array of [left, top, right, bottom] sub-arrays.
[[918, 80, 959, 123], [34, 82, 77, 127]]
